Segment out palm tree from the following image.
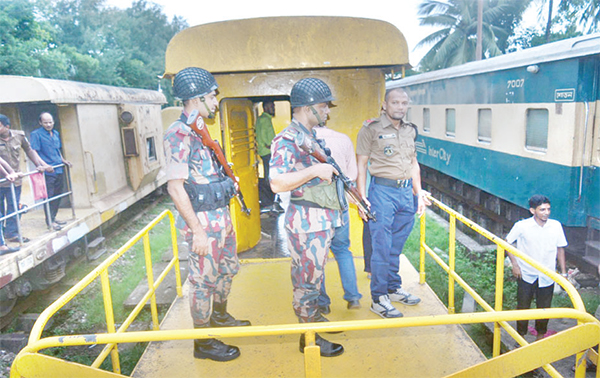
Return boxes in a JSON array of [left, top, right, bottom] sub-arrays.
[[416, 0, 530, 71]]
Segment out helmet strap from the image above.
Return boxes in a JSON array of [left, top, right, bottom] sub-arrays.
[[309, 105, 325, 127], [199, 97, 215, 119]]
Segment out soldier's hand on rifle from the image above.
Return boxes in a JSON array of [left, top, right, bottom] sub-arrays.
[[357, 197, 372, 222], [312, 163, 338, 184]]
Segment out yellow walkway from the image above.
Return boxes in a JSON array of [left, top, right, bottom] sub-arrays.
[[132, 255, 485, 378]]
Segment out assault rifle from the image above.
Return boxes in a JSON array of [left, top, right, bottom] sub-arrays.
[[186, 110, 251, 215], [295, 131, 376, 221]]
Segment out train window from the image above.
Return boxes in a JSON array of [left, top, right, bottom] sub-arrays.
[[147, 137, 157, 161], [406, 108, 412, 122], [526, 109, 549, 151], [478, 109, 492, 143], [446, 108, 456, 137], [423, 108, 430, 132]]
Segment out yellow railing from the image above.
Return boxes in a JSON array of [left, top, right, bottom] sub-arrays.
[[419, 196, 597, 378], [12, 209, 182, 377], [10, 201, 600, 378]]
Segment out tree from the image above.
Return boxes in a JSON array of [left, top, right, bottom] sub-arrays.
[[415, 0, 531, 72]]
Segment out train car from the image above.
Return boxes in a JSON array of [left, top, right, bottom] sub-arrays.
[[162, 16, 410, 253], [0, 76, 167, 315], [388, 34, 600, 268]]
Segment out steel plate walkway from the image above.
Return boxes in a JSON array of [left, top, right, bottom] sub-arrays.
[[132, 255, 485, 378]]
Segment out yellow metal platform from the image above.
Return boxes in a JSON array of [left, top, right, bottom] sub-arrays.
[[132, 254, 485, 378]]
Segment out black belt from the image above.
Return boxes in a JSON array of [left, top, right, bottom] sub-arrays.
[[290, 199, 325, 208], [373, 176, 412, 188]]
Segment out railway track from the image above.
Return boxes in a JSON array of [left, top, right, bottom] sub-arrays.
[[0, 193, 170, 331]]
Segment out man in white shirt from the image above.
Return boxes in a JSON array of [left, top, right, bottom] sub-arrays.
[[506, 194, 567, 340]]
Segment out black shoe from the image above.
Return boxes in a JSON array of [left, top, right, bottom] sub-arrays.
[[0, 246, 19, 256], [52, 223, 62, 231], [313, 312, 342, 334], [6, 236, 29, 243], [210, 301, 251, 327], [347, 300, 361, 310], [54, 219, 67, 225], [319, 305, 331, 315], [299, 333, 344, 357], [194, 338, 240, 361]]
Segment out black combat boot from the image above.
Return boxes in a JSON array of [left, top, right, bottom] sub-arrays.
[[210, 301, 251, 327], [193, 325, 240, 361], [299, 333, 344, 357]]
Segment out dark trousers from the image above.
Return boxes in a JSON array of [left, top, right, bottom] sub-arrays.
[[516, 278, 554, 336], [45, 173, 64, 224], [0, 185, 21, 239], [258, 154, 275, 207]]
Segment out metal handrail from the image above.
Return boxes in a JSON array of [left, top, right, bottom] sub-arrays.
[[419, 196, 592, 378], [10, 199, 598, 378]]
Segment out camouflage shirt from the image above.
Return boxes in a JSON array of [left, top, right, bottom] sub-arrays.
[[270, 120, 341, 233], [163, 113, 230, 233]]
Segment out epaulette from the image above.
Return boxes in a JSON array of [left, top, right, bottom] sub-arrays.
[[362, 118, 376, 128], [281, 128, 298, 141], [12, 130, 25, 136]]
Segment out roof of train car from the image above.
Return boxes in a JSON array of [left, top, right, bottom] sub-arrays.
[[164, 16, 409, 77], [388, 33, 600, 87], [0, 75, 166, 105]]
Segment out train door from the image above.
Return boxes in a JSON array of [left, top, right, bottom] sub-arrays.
[[220, 99, 261, 252]]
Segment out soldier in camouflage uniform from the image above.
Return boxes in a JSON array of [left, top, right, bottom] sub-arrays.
[[270, 78, 344, 357], [164, 67, 250, 362]]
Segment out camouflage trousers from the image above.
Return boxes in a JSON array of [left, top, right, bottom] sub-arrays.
[[185, 228, 239, 327], [288, 229, 334, 323]]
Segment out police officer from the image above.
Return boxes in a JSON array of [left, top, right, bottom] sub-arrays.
[[270, 78, 344, 357], [164, 67, 250, 362], [356, 88, 430, 319]]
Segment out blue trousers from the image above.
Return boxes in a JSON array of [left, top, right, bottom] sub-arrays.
[[0, 185, 21, 239], [367, 180, 416, 301], [318, 210, 362, 306]]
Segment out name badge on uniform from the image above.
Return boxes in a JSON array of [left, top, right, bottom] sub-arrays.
[[379, 133, 396, 140]]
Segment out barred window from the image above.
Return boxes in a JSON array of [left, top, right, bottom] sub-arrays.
[[526, 109, 549, 151], [446, 108, 456, 137], [478, 109, 492, 143]]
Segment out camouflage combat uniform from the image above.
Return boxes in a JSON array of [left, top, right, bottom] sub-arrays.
[[163, 113, 239, 327], [269, 121, 341, 323]]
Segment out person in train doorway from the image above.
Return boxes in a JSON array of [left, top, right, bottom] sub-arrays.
[[163, 67, 250, 362], [0, 154, 20, 255], [270, 78, 344, 357], [313, 123, 362, 313], [356, 88, 430, 318], [0, 114, 53, 244], [30, 112, 73, 231], [506, 194, 567, 341], [255, 100, 279, 212]]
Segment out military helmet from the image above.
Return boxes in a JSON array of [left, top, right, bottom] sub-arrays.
[[172, 67, 218, 101], [290, 78, 335, 108]]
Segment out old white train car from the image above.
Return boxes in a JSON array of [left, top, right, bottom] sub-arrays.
[[0, 76, 167, 315]]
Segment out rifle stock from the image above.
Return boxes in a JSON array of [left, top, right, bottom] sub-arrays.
[[295, 132, 376, 222], [186, 110, 251, 215]]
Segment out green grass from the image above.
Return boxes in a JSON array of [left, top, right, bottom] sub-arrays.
[[38, 196, 176, 375]]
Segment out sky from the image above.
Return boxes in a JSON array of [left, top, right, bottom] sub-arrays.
[[104, 0, 542, 67]]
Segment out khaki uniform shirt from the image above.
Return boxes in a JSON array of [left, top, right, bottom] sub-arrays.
[[356, 113, 416, 180], [0, 130, 32, 187]]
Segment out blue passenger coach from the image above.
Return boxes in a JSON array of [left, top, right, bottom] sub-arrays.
[[388, 34, 600, 266]]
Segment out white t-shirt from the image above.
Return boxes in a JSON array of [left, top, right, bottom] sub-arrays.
[[506, 217, 567, 287]]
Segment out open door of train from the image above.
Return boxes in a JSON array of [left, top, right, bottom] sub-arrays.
[[220, 99, 261, 252]]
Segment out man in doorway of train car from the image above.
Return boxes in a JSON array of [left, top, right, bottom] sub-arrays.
[[506, 194, 567, 341], [0, 153, 20, 255], [270, 78, 344, 357], [30, 112, 73, 231], [313, 123, 362, 313], [163, 67, 250, 362], [255, 100, 277, 210], [0, 114, 53, 244], [356, 88, 429, 319]]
